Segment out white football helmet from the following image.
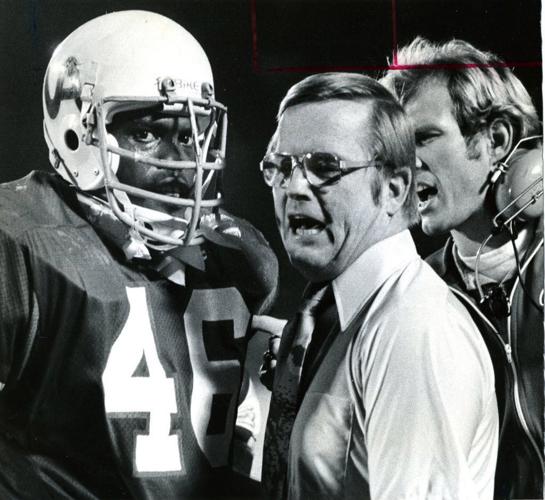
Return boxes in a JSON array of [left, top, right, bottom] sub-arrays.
[[42, 10, 227, 247]]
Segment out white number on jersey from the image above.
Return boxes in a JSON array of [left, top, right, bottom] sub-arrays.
[[102, 287, 184, 475], [184, 287, 251, 467]]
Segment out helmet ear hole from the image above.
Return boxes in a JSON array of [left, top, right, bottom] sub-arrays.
[[64, 129, 80, 151]]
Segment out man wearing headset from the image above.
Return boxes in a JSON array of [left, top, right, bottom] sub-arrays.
[[0, 11, 277, 498], [381, 37, 544, 499]]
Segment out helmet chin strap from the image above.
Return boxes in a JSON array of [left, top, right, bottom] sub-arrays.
[[112, 187, 193, 251]]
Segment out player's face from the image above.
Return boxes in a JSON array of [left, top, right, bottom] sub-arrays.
[[405, 79, 493, 236], [272, 99, 388, 282], [108, 110, 200, 215]]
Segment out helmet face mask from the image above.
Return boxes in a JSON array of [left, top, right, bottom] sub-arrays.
[[96, 86, 227, 247], [42, 10, 227, 247]]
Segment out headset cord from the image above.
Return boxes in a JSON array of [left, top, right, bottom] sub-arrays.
[[508, 224, 543, 314]]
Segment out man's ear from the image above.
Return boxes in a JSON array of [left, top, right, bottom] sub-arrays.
[[384, 166, 411, 217], [488, 118, 514, 163]]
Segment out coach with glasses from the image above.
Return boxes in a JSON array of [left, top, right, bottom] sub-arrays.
[[260, 73, 499, 500]]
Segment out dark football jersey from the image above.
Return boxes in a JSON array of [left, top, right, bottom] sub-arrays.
[[0, 171, 267, 499]]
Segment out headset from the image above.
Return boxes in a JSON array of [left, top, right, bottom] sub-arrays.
[[475, 135, 543, 317]]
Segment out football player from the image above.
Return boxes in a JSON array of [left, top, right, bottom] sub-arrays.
[[0, 10, 277, 498]]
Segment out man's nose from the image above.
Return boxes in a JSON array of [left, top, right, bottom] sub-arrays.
[[416, 156, 430, 170], [285, 163, 312, 199], [158, 137, 196, 186], [160, 136, 194, 162]]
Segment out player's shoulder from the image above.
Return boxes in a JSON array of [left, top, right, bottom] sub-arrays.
[[0, 171, 81, 237], [0, 171, 118, 277], [0, 170, 59, 201]]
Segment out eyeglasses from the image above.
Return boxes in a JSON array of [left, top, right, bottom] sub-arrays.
[[260, 152, 376, 188]]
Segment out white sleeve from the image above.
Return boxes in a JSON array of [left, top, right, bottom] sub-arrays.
[[231, 369, 262, 476], [236, 370, 261, 439]]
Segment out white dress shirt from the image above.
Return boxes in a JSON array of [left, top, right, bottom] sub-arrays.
[[287, 230, 498, 500]]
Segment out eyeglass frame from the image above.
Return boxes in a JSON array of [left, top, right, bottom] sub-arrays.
[[259, 151, 377, 188]]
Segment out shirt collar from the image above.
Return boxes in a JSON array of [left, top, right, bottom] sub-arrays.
[[332, 229, 418, 330]]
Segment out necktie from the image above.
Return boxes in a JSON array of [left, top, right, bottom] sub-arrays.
[[263, 283, 331, 499], [299, 286, 338, 397]]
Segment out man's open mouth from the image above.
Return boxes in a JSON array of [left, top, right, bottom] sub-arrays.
[[416, 184, 438, 208], [288, 214, 326, 236]]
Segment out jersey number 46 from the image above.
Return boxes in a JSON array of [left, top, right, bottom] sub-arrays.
[[101, 286, 250, 475]]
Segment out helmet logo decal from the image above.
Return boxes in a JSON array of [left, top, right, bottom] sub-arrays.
[[158, 77, 205, 96], [44, 56, 82, 119]]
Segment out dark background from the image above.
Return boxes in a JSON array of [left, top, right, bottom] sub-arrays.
[[0, 0, 541, 318]]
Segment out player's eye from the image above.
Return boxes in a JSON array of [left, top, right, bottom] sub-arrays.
[[178, 131, 194, 146], [132, 129, 158, 144]]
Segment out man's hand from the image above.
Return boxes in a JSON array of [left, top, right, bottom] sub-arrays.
[[252, 315, 287, 391]]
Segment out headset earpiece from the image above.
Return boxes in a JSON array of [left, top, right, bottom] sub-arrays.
[[490, 136, 543, 227]]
